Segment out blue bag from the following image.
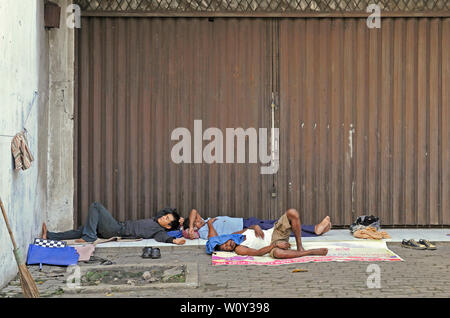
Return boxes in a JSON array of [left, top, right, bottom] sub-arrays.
[[167, 230, 183, 238], [26, 244, 79, 269]]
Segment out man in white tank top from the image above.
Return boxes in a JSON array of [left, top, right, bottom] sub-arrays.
[[207, 209, 328, 259]]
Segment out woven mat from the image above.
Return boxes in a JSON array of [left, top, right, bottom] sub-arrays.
[[212, 240, 403, 266]]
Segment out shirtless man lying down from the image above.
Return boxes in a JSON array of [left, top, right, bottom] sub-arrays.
[[206, 208, 328, 259]]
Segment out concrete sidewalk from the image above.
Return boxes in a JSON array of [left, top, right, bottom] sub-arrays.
[[73, 242, 450, 298], [0, 232, 449, 298], [91, 228, 450, 249]]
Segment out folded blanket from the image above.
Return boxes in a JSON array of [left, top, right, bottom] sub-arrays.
[[353, 227, 391, 240]]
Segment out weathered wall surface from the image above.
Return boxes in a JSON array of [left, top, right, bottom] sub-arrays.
[[46, 0, 75, 232], [0, 0, 49, 288]]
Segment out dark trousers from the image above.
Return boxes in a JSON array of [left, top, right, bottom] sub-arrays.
[[243, 217, 318, 237], [47, 202, 124, 242]]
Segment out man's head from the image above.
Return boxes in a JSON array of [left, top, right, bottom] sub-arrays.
[[206, 234, 244, 255], [184, 214, 206, 230], [156, 208, 181, 231], [217, 239, 237, 252]]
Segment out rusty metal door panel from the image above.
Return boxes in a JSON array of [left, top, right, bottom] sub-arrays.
[[77, 16, 449, 226], [279, 18, 450, 226], [76, 17, 273, 224]]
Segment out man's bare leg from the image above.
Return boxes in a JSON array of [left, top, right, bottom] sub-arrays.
[[41, 223, 47, 239], [286, 209, 304, 251], [41, 223, 87, 243], [272, 247, 328, 259], [314, 216, 331, 235]]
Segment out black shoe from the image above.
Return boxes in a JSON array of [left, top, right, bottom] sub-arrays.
[[141, 247, 153, 258], [418, 239, 437, 250], [401, 239, 427, 250], [151, 247, 161, 259]]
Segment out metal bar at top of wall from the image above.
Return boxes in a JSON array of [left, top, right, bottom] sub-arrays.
[[79, 11, 450, 17], [74, 0, 450, 13], [74, 0, 450, 17]]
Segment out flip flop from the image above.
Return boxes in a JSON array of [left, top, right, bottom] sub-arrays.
[[401, 239, 427, 250], [418, 239, 436, 250], [85, 256, 114, 265]]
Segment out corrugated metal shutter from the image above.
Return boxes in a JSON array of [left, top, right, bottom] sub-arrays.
[[278, 18, 449, 226], [76, 16, 449, 226], [76, 18, 274, 224]]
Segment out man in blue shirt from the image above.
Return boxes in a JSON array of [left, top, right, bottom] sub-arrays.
[[184, 209, 331, 240]]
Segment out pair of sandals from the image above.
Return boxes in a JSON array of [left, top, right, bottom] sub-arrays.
[[141, 247, 161, 259], [401, 239, 436, 250], [85, 256, 114, 265]]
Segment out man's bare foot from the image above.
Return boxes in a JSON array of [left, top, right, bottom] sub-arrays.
[[322, 221, 331, 235], [314, 216, 331, 235], [75, 238, 87, 243], [310, 248, 328, 256], [41, 223, 47, 239]]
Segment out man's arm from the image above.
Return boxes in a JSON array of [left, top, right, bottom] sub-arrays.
[[188, 209, 198, 229], [153, 229, 186, 245], [153, 230, 176, 244], [186, 209, 200, 239], [207, 218, 218, 239], [232, 225, 264, 238], [234, 244, 275, 256]]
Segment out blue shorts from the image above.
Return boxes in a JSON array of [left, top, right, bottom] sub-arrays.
[[242, 217, 318, 237]]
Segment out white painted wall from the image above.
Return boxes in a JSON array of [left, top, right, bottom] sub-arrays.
[[0, 0, 49, 288]]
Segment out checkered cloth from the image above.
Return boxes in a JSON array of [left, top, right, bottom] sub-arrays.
[[33, 238, 67, 248]]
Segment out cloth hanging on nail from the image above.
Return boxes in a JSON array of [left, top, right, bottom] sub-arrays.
[[11, 131, 34, 170]]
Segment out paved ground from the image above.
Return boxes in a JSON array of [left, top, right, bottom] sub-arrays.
[[0, 242, 449, 298]]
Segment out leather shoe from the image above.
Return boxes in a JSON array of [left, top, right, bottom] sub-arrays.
[[151, 247, 161, 259], [141, 247, 153, 258]]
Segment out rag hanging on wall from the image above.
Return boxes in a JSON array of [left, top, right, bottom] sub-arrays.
[[11, 132, 34, 170], [6, 91, 39, 171]]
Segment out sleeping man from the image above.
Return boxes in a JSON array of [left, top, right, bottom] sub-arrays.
[[205, 208, 328, 259], [42, 202, 186, 245], [184, 208, 331, 241]]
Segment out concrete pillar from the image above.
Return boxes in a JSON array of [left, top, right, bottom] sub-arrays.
[[46, 0, 75, 231]]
